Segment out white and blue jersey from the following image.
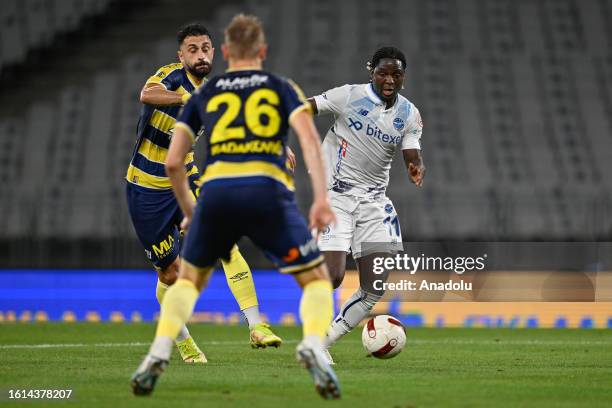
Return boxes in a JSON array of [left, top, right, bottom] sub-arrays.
[[314, 83, 423, 196], [313, 83, 423, 258]]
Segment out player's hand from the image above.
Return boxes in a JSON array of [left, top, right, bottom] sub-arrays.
[[181, 92, 191, 105], [309, 199, 336, 234], [408, 162, 425, 187], [180, 215, 192, 231], [286, 146, 297, 173]]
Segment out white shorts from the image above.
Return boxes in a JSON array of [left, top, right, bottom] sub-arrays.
[[318, 191, 403, 258]]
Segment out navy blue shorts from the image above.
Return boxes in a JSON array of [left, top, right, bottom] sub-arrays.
[[126, 181, 197, 271], [182, 179, 323, 274]]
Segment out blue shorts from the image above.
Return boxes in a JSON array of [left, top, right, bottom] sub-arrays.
[[126, 181, 197, 271], [182, 178, 323, 274]]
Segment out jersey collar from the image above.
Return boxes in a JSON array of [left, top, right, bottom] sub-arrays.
[[366, 83, 400, 111], [366, 82, 383, 105], [184, 69, 204, 88], [226, 66, 262, 72]]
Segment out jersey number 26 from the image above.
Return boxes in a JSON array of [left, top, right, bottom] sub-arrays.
[[206, 89, 281, 143]]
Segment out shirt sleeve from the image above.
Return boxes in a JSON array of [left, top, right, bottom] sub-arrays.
[[312, 84, 351, 115], [283, 79, 311, 123], [175, 93, 202, 143], [145, 64, 182, 91], [401, 105, 423, 150]]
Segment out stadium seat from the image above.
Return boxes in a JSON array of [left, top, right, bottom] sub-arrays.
[[1, 0, 114, 71], [2, 0, 612, 258], [23, 0, 53, 49], [0, 0, 27, 66]]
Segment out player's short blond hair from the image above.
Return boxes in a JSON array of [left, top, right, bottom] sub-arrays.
[[224, 14, 265, 59]]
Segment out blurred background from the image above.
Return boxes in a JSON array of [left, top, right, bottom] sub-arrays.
[[0, 0, 610, 326]]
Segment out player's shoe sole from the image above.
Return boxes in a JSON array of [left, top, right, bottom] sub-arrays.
[[182, 353, 207, 364], [250, 323, 283, 349], [296, 343, 341, 399], [130, 355, 168, 396]]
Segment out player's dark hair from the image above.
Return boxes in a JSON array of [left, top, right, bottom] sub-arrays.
[[177, 23, 212, 45], [367, 46, 407, 71]]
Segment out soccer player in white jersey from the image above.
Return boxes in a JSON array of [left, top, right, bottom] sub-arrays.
[[307, 46, 425, 362]]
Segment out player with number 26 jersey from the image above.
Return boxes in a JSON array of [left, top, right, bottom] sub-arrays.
[[176, 68, 323, 273]]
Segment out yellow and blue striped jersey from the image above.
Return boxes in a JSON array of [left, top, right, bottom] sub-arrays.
[[126, 62, 205, 189], [175, 68, 309, 191]]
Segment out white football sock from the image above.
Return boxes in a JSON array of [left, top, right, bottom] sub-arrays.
[[175, 326, 191, 343], [149, 336, 174, 361], [302, 334, 324, 349], [324, 288, 381, 348], [242, 305, 263, 329]]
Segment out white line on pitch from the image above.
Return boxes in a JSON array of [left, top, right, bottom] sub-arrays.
[[0, 338, 610, 350], [0, 340, 300, 350], [0, 342, 151, 349]]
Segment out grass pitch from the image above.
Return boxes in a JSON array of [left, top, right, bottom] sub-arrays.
[[0, 323, 611, 407]]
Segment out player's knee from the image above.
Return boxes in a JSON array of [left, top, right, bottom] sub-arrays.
[[326, 264, 345, 289], [193, 270, 213, 292], [158, 259, 180, 285], [318, 262, 346, 289], [293, 265, 331, 288], [331, 274, 344, 290], [177, 261, 213, 292]]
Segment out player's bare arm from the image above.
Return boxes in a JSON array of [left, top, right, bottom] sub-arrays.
[[139, 82, 188, 106], [165, 126, 196, 229], [290, 109, 336, 230], [402, 148, 425, 187]]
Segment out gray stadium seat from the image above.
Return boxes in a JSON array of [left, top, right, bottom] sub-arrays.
[[0, 118, 26, 237], [23, 0, 53, 48], [0, 0, 27, 65], [1, 0, 113, 71], [2, 0, 612, 248]]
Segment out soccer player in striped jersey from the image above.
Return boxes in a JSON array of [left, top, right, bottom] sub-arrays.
[[125, 24, 282, 363], [131, 14, 340, 399]]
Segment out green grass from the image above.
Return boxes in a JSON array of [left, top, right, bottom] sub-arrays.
[[0, 324, 611, 407]]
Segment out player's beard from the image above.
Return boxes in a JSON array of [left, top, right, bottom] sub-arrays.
[[187, 61, 211, 79]]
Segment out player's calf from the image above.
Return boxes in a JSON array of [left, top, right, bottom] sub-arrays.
[[325, 288, 383, 349], [155, 258, 209, 362], [292, 266, 341, 398], [323, 251, 347, 289], [324, 252, 391, 351]]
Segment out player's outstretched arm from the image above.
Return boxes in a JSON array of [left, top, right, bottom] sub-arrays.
[[140, 83, 190, 106], [165, 126, 196, 228], [402, 149, 425, 187], [290, 110, 336, 230]]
